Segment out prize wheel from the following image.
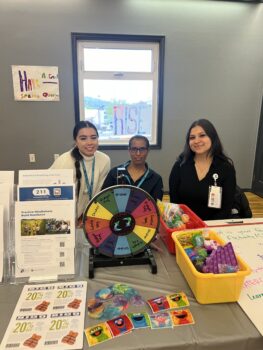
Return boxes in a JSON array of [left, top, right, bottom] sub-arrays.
[[83, 185, 160, 258]]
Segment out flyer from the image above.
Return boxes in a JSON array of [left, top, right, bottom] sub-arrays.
[[18, 169, 74, 186], [0, 170, 14, 201], [15, 200, 75, 278], [0, 281, 87, 349], [0, 171, 14, 241], [0, 205, 3, 282]]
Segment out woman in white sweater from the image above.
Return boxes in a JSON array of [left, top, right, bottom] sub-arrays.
[[51, 121, 111, 221]]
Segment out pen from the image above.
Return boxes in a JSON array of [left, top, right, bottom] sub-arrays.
[[226, 220, 244, 224]]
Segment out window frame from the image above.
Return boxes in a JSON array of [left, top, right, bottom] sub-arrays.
[[71, 33, 165, 149]]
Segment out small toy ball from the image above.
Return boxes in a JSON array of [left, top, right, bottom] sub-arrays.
[[87, 299, 104, 319], [181, 214, 190, 224], [95, 287, 113, 300]]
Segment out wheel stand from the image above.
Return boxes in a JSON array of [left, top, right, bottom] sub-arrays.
[[88, 247, 157, 279]]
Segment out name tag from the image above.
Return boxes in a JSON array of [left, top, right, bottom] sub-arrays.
[[208, 185, 222, 209]]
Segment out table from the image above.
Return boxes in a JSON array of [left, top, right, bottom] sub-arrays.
[[1, 234, 263, 350]]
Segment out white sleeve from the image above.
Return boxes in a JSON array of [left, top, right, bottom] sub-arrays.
[[49, 151, 73, 169]]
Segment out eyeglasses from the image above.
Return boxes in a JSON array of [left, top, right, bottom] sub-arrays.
[[129, 147, 148, 154]]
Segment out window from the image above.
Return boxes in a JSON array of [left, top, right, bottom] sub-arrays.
[[71, 33, 165, 149]]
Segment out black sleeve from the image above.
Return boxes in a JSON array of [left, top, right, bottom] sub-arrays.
[[169, 160, 181, 203], [211, 163, 236, 220], [101, 168, 118, 190]]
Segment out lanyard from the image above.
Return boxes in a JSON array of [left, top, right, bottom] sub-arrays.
[[123, 161, 150, 188], [81, 158, 95, 200]]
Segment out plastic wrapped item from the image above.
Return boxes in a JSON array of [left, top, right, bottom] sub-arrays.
[[159, 204, 206, 254], [204, 239, 218, 252], [157, 201, 189, 229], [191, 233, 204, 247], [203, 242, 238, 274]]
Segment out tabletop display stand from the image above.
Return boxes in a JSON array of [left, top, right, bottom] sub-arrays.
[[0, 171, 15, 285], [88, 246, 157, 278], [83, 185, 160, 278], [8, 172, 77, 284]]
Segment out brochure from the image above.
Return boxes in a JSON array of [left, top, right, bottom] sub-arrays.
[[0, 171, 14, 242], [0, 205, 3, 281], [15, 200, 75, 278], [0, 171, 14, 203]]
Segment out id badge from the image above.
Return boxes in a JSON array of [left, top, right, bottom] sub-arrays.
[[208, 185, 222, 209]]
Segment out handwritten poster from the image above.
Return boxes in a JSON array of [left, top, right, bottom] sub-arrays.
[[214, 224, 263, 336], [12, 65, 60, 101]]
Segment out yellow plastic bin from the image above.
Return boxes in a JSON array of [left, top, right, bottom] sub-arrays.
[[172, 229, 251, 304]]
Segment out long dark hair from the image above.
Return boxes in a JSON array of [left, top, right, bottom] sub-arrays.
[[180, 119, 233, 165], [71, 121, 99, 196]]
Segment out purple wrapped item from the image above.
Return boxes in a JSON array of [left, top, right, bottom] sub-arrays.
[[203, 242, 239, 274]]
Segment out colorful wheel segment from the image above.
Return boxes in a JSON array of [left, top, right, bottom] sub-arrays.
[[83, 185, 160, 258]]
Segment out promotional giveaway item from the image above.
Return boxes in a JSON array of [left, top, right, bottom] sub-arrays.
[[147, 292, 190, 313], [87, 283, 144, 320], [170, 309, 195, 326], [85, 286, 195, 347], [149, 312, 173, 329]]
